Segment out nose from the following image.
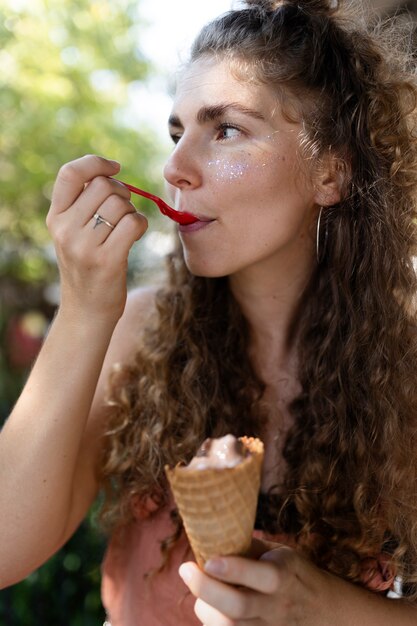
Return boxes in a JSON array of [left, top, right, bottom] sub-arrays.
[[163, 139, 202, 191]]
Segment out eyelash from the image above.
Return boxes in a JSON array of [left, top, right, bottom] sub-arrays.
[[215, 122, 243, 141], [169, 122, 244, 145], [170, 133, 181, 145]]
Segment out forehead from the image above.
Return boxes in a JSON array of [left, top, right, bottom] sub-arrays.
[[172, 57, 279, 116]]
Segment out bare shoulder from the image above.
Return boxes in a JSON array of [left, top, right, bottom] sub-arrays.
[[127, 284, 159, 311], [109, 285, 159, 362], [123, 284, 159, 330]]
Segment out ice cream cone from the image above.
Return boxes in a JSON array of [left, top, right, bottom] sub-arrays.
[[165, 436, 264, 568]]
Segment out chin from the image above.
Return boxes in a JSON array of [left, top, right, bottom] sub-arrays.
[[183, 255, 229, 279]]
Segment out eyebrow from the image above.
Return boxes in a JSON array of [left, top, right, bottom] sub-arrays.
[[168, 102, 265, 128]]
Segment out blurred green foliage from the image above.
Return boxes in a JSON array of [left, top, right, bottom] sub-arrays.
[[0, 509, 106, 625], [0, 0, 164, 285], [0, 0, 167, 623]]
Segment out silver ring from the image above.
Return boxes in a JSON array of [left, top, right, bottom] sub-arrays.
[[93, 212, 114, 230]]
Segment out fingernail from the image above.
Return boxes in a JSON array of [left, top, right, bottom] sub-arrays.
[[204, 558, 226, 576], [179, 564, 193, 583], [108, 159, 120, 168]]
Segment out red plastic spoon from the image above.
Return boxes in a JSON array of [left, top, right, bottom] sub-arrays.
[[116, 180, 198, 226]]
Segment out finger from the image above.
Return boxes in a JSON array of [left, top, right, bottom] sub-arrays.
[[194, 599, 263, 626], [194, 598, 235, 626], [52, 196, 137, 257], [82, 197, 137, 243], [246, 537, 284, 560], [50, 155, 120, 215], [102, 211, 148, 259], [51, 179, 134, 243], [74, 176, 132, 228], [179, 562, 258, 621], [203, 550, 293, 594]]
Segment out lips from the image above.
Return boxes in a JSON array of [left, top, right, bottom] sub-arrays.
[[178, 218, 215, 233], [172, 197, 215, 226], [178, 210, 213, 223], [173, 206, 214, 226], [171, 191, 213, 224]]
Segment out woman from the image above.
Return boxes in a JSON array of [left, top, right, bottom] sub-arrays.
[[1, 0, 417, 624]]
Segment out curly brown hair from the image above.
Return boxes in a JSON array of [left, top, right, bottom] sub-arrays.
[[99, 0, 417, 596]]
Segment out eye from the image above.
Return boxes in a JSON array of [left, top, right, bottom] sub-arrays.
[[216, 123, 242, 141], [169, 132, 182, 145]]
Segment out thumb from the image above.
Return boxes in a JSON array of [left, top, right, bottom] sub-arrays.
[[260, 545, 299, 575], [246, 537, 286, 560]]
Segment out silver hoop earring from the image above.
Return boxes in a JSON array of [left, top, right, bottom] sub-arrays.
[[316, 207, 328, 264]]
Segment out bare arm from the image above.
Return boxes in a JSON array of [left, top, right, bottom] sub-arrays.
[[0, 155, 148, 588]]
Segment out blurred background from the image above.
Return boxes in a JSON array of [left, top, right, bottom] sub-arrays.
[[0, 0, 415, 623]]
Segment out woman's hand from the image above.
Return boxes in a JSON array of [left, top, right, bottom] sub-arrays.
[[47, 154, 148, 321], [179, 541, 334, 626]]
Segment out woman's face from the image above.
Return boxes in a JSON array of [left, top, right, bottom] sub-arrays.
[[163, 57, 320, 279]]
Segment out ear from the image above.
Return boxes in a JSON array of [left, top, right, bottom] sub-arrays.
[[313, 155, 348, 207]]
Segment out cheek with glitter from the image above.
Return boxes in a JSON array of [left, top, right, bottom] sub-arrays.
[[207, 158, 250, 182]]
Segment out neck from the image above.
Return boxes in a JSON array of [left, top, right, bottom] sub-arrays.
[[229, 250, 314, 378]]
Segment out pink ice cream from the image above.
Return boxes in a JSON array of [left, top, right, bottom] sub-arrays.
[[185, 434, 250, 470]]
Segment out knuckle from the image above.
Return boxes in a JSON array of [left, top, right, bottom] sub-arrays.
[[57, 155, 104, 186], [90, 175, 112, 195], [124, 211, 148, 232], [52, 223, 71, 248], [81, 153, 103, 169], [85, 153, 102, 163], [58, 161, 80, 184], [108, 193, 128, 211]]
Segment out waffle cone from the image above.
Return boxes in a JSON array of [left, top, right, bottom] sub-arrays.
[[165, 436, 264, 568]]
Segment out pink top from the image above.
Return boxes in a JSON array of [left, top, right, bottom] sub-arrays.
[[101, 503, 198, 626], [101, 496, 396, 626]]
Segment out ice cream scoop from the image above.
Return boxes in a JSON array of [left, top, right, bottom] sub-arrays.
[[185, 434, 250, 470]]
